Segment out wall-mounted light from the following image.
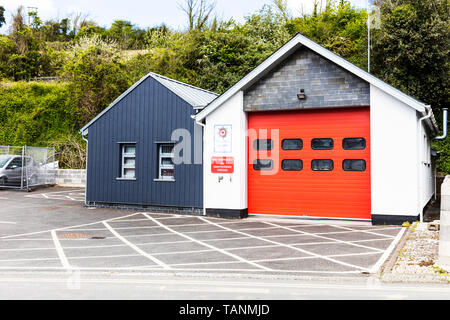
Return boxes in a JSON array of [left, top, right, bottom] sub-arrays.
[[297, 89, 306, 100]]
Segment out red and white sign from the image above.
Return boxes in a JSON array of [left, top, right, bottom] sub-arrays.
[[219, 127, 227, 138], [211, 156, 234, 174]]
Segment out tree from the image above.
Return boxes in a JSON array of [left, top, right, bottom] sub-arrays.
[[12, 6, 25, 33], [271, 0, 291, 22], [179, 0, 216, 31], [0, 6, 6, 28], [61, 37, 131, 125], [371, 0, 449, 113], [286, 0, 368, 68]]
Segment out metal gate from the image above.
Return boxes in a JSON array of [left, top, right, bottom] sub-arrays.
[[0, 146, 58, 190]]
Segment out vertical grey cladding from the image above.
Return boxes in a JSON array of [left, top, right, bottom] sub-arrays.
[[244, 47, 370, 111], [86, 76, 203, 208]]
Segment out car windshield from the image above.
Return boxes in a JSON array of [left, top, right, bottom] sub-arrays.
[[0, 155, 12, 168]]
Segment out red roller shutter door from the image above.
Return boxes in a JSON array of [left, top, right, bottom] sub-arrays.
[[248, 107, 371, 220]]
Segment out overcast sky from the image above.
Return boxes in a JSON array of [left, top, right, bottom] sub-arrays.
[[0, 0, 368, 34]]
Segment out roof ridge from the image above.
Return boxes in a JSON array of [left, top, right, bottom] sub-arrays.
[[149, 72, 219, 96]]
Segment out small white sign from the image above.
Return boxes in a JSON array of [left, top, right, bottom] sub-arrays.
[[214, 124, 232, 153]]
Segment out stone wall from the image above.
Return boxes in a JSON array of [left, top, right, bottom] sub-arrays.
[[244, 46, 370, 111]]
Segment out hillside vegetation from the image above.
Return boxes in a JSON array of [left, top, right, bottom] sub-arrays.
[[0, 0, 448, 170]]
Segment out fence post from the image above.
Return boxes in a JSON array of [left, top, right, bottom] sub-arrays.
[[20, 146, 24, 190]]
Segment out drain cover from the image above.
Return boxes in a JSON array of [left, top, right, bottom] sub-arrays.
[[59, 233, 90, 239]]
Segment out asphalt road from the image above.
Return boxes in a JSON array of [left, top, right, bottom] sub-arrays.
[[0, 272, 449, 300]]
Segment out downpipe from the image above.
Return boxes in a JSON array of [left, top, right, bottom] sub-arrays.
[[193, 115, 207, 216], [81, 132, 89, 207], [434, 108, 448, 141]]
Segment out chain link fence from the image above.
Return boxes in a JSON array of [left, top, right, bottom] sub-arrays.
[[0, 146, 58, 190]]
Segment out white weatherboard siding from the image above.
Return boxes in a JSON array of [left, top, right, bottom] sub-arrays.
[[204, 91, 248, 210], [370, 85, 420, 217]]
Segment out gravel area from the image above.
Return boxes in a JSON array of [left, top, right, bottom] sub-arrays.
[[389, 222, 449, 279]]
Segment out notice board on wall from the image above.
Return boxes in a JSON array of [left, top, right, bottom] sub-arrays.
[[214, 124, 232, 153]]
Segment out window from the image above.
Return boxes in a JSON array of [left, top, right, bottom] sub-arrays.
[[281, 159, 303, 171], [311, 159, 334, 171], [343, 138, 366, 150], [7, 157, 23, 169], [282, 139, 303, 150], [343, 159, 366, 171], [254, 139, 273, 151], [253, 159, 273, 171], [311, 138, 334, 150], [158, 144, 175, 181], [120, 144, 136, 179]]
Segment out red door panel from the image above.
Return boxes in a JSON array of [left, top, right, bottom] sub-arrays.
[[248, 107, 371, 219]]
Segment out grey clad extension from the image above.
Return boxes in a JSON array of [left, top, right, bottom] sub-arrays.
[[79, 72, 218, 210]]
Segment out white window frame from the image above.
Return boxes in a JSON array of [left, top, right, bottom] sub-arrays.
[[158, 144, 175, 181], [120, 144, 136, 179]]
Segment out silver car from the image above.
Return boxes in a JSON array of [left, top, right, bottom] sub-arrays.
[[0, 155, 39, 187]]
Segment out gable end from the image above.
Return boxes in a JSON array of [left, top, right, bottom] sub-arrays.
[[244, 47, 370, 112]]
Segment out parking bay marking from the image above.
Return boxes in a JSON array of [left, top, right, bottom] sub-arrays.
[[51, 230, 71, 270], [198, 217, 370, 272], [103, 221, 170, 270], [142, 213, 273, 271], [0, 212, 144, 240], [263, 222, 385, 253]]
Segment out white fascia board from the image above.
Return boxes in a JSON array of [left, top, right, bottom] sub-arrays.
[[196, 33, 429, 122]]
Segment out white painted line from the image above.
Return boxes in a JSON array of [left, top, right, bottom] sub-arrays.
[[108, 218, 154, 222], [161, 251, 382, 268], [0, 236, 396, 255], [251, 251, 381, 263], [103, 221, 170, 269], [0, 257, 61, 262], [330, 224, 400, 238], [0, 212, 143, 239], [143, 213, 272, 271], [67, 254, 141, 260], [369, 227, 407, 274], [0, 197, 9, 200], [198, 217, 369, 272], [264, 222, 384, 253], [0, 247, 57, 252], [0, 221, 16, 225], [1, 238, 55, 241], [0, 266, 362, 274], [62, 224, 398, 241], [51, 230, 71, 270]]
